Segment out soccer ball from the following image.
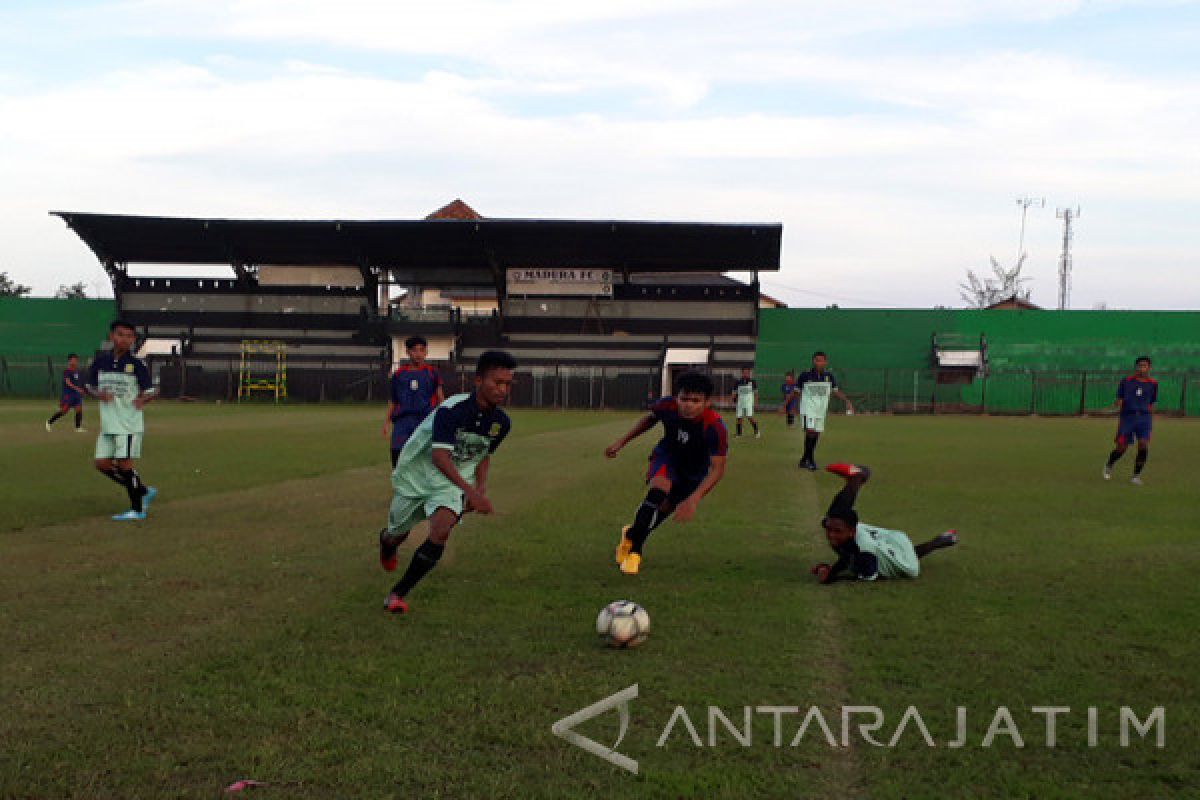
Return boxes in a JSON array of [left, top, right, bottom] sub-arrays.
[[596, 600, 650, 648]]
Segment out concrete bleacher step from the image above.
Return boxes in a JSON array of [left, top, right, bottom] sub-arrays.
[[458, 346, 663, 364], [190, 341, 382, 357]]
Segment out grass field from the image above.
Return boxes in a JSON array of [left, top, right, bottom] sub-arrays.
[[2, 399, 1198, 799]]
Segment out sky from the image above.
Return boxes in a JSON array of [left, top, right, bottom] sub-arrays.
[[1, 0, 1198, 309]]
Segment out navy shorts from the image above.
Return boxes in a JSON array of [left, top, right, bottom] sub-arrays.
[[1115, 413, 1152, 446], [646, 451, 704, 505], [59, 394, 82, 410], [391, 414, 424, 451]]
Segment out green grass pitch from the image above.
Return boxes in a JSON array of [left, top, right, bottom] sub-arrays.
[[2, 399, 1198, 798]]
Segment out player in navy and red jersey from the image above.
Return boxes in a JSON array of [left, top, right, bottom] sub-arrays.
[[1104, 356, 1158, 485], [780, 372, 800, 426], [45, 353, 86, 433], [383, 336, 445, 468], [604, 371, 729, 575]]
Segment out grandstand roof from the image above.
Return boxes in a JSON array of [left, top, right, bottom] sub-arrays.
[[50, 212, 782, 284]]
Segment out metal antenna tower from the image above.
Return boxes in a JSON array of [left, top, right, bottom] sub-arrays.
[[1055, 206, 1079, 310], [1015, 195, 1045, 263]]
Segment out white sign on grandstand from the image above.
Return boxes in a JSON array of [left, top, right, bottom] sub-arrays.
[[506, 268, 613, 297]]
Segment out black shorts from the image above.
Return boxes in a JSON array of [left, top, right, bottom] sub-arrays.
[[646, 453, 703, 505]]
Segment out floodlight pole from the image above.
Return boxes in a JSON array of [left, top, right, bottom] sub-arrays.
[[1015, 195, 1045, 264], [1055, 206, 1079, 310]]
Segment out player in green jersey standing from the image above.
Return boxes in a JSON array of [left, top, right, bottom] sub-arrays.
[[86, 320, 158, 521]]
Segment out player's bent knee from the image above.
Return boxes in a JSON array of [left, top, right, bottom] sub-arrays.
[[649, 475, 672, 492], [427, 509, 459, 544]]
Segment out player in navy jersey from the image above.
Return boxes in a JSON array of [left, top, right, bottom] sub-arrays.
[[1104, 356, 1158, 485], [780, 372, 799, 426], [46, 353, 86, 433], [605, 371, 729, 575], [383, 336, 444, 468]]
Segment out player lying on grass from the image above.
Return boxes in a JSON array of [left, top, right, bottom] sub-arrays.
[[812, 463, 957, 584], [606, 371, 728, 575], [377, 350, 515, 614]]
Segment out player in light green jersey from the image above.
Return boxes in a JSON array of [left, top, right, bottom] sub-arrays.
[[731, 366, 760, 438], [378, 350, 516, 614], [812, 463, 957, 584], [85, 320, 158, 521]]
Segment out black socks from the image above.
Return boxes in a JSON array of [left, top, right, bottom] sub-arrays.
[[629, 488, 669, 554], [392, 540, 446, 598], [117, 468, 148, 512], [802, 432, 819, 463]]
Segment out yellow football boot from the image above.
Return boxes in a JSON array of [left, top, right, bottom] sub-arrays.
[[615, 525, 634, 565], [620, 552, 642, 575]]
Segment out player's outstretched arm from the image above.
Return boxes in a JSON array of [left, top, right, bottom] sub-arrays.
[[812, 555, 849, 584], [834, 388, 855, 413], [605, 413, 656, 458], [432, 449, 492, 514], [674, 455, 726, 522]]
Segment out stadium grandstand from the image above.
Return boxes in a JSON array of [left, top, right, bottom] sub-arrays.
[[49, 201, 783, 406]]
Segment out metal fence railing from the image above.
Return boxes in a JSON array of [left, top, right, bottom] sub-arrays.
[[5, 356, 1196, 416], [1, 356, 77, 398]]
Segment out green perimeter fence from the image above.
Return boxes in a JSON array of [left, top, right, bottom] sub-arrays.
[[757, 369, 1200, 416], [1, 355, 85, 399], [6, 356, 1199, 416]]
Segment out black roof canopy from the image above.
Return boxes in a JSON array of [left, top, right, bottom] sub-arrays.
[[52, 212, 781, 285]]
